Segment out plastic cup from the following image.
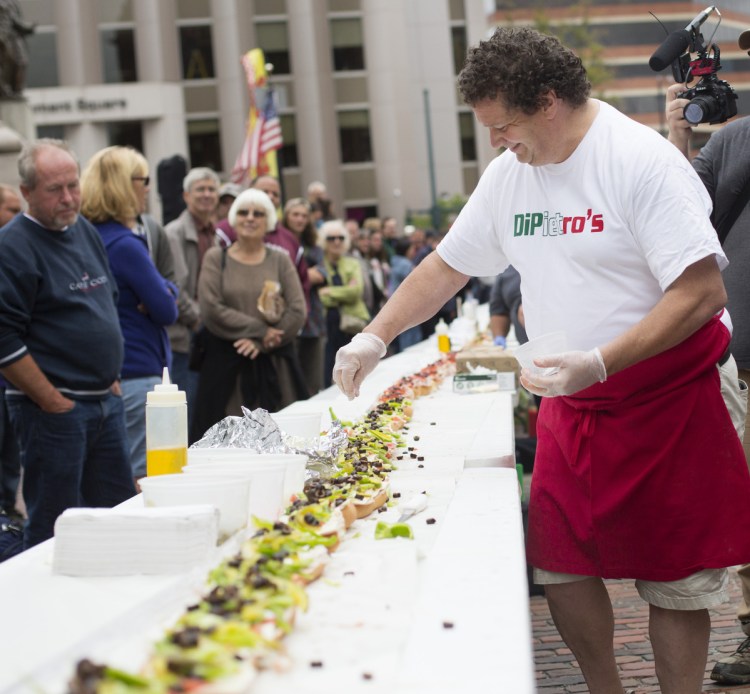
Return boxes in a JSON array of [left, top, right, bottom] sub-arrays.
[[182, 462, 286, 521], [138, 473, 250, 539], [512, 331, 568, 376], [270, 411, 322, 439]]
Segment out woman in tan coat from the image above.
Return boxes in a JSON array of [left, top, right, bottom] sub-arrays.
[[190, 189, 306, 441]]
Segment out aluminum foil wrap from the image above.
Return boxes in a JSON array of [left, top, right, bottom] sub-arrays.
[[190, 407, 350, 478]]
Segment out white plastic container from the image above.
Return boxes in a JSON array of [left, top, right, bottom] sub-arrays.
[[182, 462, 286, 521], [146, 368, 187, 476], [512, 331, 568, 376], [270, 411, 322, 439], [138, 473, 250, 539], [184, 453, 307, 506]]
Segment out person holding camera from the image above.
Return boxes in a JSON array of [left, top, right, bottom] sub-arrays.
[[664, 29, 750, 686], [333, 26, 750, 693]]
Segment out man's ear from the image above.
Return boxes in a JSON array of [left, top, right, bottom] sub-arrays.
[[541, 91, 558, 119]]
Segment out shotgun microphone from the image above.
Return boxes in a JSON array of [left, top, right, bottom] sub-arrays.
[[648, 6, 716, 71]]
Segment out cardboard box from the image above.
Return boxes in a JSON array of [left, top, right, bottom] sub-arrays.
[[455, 344, 520, 379]]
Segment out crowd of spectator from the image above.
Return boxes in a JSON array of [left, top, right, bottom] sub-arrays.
[[0, 140, 467, 550]]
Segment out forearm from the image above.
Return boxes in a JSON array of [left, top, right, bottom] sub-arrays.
[[366, 252, 469, 345], [599, 256, 726, 376], [490, 315, 511, 339], [1, 354, 72, 411]]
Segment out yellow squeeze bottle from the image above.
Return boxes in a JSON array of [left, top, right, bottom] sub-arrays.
[[146, 367, 188, 476], [436, 318, 451, 353]]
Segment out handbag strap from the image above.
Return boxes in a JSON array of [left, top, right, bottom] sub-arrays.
[[715, 175, 750, 246]]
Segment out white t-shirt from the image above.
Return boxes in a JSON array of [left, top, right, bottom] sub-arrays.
[[438, 100, 727, 350]]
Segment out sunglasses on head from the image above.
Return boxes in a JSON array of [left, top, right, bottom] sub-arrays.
[[326, 235, 346, 242], [236, 209, 267, 219], [132, 176, 150, 186]]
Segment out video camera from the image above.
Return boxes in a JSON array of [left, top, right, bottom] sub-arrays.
[[649, 6, 737, 125]]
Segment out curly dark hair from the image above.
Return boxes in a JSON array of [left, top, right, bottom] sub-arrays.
[[458, 27, 591, 113]]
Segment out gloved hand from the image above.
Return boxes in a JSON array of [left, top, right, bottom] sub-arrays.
[[332, 332, 387, 399], [520, 347, 607, 397], [493, 335, 507, 348]]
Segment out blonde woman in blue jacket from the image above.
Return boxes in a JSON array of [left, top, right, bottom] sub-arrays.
[[318, 220, 370, 387]]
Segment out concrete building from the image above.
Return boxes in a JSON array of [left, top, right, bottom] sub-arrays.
[[16, 0, 750, 224], [19, 0, 491, 224]]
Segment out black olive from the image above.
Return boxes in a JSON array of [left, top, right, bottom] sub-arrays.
[[426, 518, 436, 524], [303, 513, 320, 526], [171, 627, 201, 649]]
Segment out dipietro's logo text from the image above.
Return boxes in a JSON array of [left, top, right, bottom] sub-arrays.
[[514, 209, 604, 237], [69, 272, 109, 292]]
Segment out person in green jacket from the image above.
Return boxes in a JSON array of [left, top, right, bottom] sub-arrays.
[[318, 220, 370, 387]]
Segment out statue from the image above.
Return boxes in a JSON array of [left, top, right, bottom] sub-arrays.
[[0, 0, 35, 98]]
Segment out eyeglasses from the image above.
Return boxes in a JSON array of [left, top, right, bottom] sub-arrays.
[[132, 176, 150, 186], [236, 209, 267, 219], [326, 235, 346, 242]]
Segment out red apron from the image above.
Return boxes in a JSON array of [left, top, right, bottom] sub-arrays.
[[527, 316, 750, 581]]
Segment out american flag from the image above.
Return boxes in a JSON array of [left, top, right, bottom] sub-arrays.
[[258, 90, 283, 155], [231, 49, 283, 184]]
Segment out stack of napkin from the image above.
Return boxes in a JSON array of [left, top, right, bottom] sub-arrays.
[[52, 505, 219, 576]]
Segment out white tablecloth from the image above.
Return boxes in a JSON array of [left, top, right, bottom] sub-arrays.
[[0, 337, 534, 694]]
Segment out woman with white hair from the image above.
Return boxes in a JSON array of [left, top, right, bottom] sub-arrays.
[[318, 220, 370, 388], [190, 189, 307, 441]]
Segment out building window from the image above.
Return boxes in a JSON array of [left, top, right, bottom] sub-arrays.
[[25, 31, 59, 88], [338, 110, 372, 163], [279, 114, 298, 167], [458, 112, 476, 161], [256, 22, 290, 75], [98, 0, 134, 22], [448, 0, 465, 21], [188, 119, 223, 171], [180, 25, 215, 80], [331, 18, 365, 72], [101, 28, 137, 83], [36, 124, 65, 140], [106, 121, 144, 153], [451, 26, 467, 75]]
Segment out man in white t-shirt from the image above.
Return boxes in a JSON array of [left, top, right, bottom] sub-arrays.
[[332, 27, 750, 693]]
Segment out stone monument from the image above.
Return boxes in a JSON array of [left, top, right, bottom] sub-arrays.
[[0, 0, 35, 184]]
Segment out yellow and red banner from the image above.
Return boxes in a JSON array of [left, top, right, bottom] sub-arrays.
[[231, 48, 282, 184]]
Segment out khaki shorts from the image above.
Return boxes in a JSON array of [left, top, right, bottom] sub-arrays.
[[533, 567, 730, 610]]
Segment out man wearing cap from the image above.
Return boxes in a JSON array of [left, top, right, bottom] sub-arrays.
[[666, 28, 750, 687], [215, 182, 242, 232]]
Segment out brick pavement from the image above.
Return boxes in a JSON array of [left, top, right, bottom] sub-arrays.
[[531, 567, 750, 693]]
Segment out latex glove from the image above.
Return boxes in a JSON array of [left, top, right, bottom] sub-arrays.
[[333, 333, 387, 399], [493, 335, 507, 348], [520, 348, 607, 397]]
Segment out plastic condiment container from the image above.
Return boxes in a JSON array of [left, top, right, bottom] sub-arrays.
[[145, 367, 188, 476], [436, 318, 451, 353]]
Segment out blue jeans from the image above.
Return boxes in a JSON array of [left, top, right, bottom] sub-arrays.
[[6, 394, 136, 548], [121, 375, 162, 478], [0, 387, 20, 511], [170, 351, 199, 440]]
